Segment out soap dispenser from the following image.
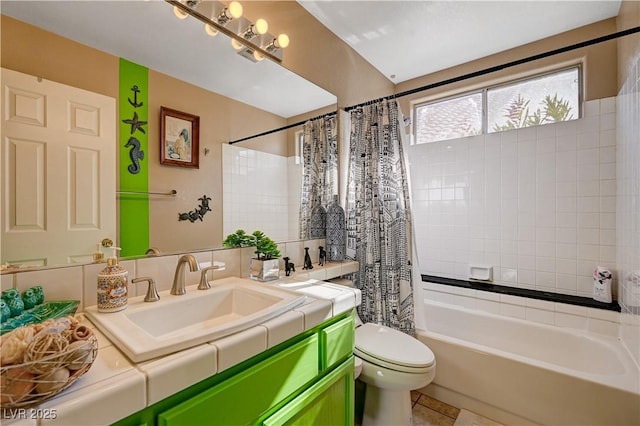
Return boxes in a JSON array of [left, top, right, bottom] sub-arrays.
[[97, 247, 128, 312]]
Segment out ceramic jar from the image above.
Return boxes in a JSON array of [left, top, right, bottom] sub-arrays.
[[309, 200, 327, 239], [326, 194, 346, 262]]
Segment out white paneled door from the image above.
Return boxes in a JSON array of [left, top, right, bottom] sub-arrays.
[[1, 68, 116, 266]]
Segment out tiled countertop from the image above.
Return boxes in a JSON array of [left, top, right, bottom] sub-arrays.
[[2, 269, 360, 425]]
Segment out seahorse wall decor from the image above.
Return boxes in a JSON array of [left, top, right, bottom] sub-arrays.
[[178, 195, 212, 223], [125, 137, 145, 174], [122, 86, 147, 175]]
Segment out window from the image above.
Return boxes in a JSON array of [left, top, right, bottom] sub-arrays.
[[414, 66, 581, 144], [414, 92, 482, 144]]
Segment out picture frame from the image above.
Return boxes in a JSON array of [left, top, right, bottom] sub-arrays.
[[160, 106, 199, 168]]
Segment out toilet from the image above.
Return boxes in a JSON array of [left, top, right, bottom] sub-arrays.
[[354, 316, 436, 426], [328, 278, 436, 426]]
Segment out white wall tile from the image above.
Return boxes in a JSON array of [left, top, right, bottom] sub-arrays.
[[15, 267, 84, 309], [555, 312, 587, 330], [577, 132, 598, 149], [1, 273, 13, 292], [526, 307, 555, 325], [600, 96, 616, 114], [583, 99, 600, 117], [500, 303, 526, 319], [409, 106, 617, 300], [587, 317, 619, 337]]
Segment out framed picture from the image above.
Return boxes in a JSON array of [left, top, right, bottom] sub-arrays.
[[160, 107, 199, 168]]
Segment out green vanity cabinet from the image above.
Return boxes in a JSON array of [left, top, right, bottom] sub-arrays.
[[113, 310, 355, 426], [158, 335, 320, 426], [262, 358, 354, 426]]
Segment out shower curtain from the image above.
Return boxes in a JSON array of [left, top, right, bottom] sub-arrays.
[[346, 99, 415, 335], [299, 114, 338, 239]]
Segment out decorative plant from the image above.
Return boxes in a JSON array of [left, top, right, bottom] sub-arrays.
[[492, 93, 574, 132], [222, 229, 281, 260], [251, 230, 281, 260], [222, 229, 255, 248]]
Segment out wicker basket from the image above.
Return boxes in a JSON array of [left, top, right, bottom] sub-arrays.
[[0, 317, 98, 408]]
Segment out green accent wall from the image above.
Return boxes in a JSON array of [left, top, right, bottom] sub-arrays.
[[119, 59, 149, 257]]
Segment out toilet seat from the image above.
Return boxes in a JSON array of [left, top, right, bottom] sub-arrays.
[[354, 323, 435, 374]]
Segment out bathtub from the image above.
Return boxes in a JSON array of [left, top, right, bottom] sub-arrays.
[[416, 300, 640, 426]]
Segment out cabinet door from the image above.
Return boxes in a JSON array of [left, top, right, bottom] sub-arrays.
[[158, 335, 319, 426], [263, 357, 354, 426], [321, 314, 354, 371]]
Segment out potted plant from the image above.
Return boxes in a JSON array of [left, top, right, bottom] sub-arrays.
[[223, 230, 281, 282]]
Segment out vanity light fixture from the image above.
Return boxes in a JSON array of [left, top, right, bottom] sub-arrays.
[[240, 18, 268, 40], [233, 18, 267, 50], [167, 0, 288, 63], [206, 1, 241, 36], [231, 38, 244, 50], [265, 34, 290, 52], [205, 24, 219, 37], [216, 1, 243, 25], [173, 0, 200, 19], [173, 5, 188, 19]]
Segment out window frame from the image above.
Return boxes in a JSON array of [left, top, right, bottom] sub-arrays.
[[412, 64, 583, 145]]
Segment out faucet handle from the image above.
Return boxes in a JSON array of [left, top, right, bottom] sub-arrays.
[[198, 265, 221, 290], [132, 277, 160, 302]]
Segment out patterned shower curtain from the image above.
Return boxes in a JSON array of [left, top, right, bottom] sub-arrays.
[[299, 114, 338, 239], [346, 99, 415, 335]]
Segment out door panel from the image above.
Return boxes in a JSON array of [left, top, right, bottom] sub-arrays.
[[1, 68, 116, 266]]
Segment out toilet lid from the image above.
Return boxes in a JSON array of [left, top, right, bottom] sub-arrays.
[[355, 323, 435, 370]]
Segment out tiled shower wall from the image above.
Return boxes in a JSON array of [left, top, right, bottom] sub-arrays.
[[408, 98, 617, 299], [617, 52, 640, 367], [222, 144, 299, 242]]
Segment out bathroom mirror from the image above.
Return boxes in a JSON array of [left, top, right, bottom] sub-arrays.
[[1, 1, 337, 268]]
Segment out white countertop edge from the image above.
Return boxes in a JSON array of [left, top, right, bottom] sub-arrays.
[[7, 279, 359, 425]]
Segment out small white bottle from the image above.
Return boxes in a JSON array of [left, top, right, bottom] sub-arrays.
[[593, 266, 612, 303], [97, 247, 128, 312]]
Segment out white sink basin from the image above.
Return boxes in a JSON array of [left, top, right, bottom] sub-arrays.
[[85, 277, 306, 362]]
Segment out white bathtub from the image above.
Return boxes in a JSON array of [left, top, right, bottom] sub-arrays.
[[416, 300, 640, 426]]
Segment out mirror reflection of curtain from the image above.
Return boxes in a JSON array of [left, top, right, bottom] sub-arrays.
[[346, 99, 415, 336], [299, 115, 338, 239]]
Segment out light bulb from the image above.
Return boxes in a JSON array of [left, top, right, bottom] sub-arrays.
[[266, 34, 290, 52], [255, 18, 268, 35], [253, 51, 265, 62], [277, 34, 289, 49], [173, 5, 188, 19], [228, 1, 243, 19], [231, 38, 244, 50], [218, 1, 242, 25], [205, 24, 218, 37]]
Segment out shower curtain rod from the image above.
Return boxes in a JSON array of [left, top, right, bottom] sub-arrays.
[[344, 26, 640, 112], [228, 111, 337, 145]]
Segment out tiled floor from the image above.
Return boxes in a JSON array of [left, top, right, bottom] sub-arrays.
[[411, 391, 459, 426], [411, 391, 504, 426], [356, 385, 500, 426]]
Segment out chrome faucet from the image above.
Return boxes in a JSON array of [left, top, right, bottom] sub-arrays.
[[171, 254, 200, 295]]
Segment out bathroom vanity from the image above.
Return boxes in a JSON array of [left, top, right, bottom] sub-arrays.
[[1, 275, 360, 426], [116, 310, 355, 426]]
